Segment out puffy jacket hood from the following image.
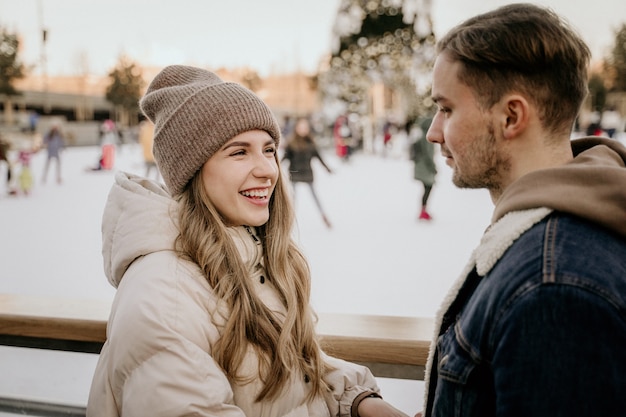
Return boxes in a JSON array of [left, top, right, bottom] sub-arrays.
[[101, 171, 179, 288], [94, 174, 381, 417], [493, 137, 626, 239]]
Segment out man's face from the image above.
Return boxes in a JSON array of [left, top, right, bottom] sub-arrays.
[[426, 52, 509, 194]]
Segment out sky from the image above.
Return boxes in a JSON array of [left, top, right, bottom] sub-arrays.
[[0, 0, 625, 78]]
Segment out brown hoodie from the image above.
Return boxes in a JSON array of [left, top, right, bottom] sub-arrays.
[[493, 137, 626, 239]]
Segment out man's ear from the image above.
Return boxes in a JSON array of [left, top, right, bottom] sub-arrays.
[[500, 94, 529, 140]]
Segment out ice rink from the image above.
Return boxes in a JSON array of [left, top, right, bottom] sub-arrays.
[[0, 136, 496, 414]]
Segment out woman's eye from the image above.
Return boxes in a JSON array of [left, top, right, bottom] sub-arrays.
[[265, 147, 276, 155]]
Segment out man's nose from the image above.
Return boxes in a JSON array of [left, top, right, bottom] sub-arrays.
[[426, 114, 443, 143]]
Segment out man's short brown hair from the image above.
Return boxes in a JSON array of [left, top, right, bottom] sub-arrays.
[[437, 3, 590, 136]]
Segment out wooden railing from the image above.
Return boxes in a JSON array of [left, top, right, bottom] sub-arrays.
[[0, 293, 433, 416]]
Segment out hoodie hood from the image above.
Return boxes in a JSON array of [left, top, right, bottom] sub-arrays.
[[101, 171, 179, 288], [493, 137, 626, 239]]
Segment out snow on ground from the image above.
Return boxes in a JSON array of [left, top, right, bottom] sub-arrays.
[[0, 138, 494, 415]]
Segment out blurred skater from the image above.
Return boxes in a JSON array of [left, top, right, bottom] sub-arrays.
[[282, 116, 333, 228], [138, 119, 160, 180], [41, 124, 65, 184], [600, 106, 623, 139], [0, 135, 16, 196], [89, 119, 118, 171], [409, 117, 437, 221], [382, 119, 394, 157], [100, 120, 117, 170], [333, 114, 353, 162], [16, 140, 39, 196]]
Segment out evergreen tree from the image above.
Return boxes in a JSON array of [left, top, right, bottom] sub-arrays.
[[105, 55, 145, 125], [0, 27, 26, 96], [604, 24, 626, 92], [0, 27, 27, 125], [319, 0, 435, 120]]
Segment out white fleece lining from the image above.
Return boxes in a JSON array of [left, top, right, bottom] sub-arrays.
[[422, 207, 552, 407]]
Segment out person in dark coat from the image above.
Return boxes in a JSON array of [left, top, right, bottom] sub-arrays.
[[282, 117, 333, 228], [409, 117, 437, 220]]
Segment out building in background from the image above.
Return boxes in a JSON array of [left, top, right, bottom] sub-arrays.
[[1, 66, 322, 146]]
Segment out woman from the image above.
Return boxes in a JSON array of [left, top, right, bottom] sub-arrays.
[[87, 65, 407, 417], [282, 117, 333, 228]]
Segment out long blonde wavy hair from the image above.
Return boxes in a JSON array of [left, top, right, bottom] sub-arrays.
[[174, 152, 332, 402]]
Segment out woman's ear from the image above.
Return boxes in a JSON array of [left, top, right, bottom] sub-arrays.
[[500, 94, 529, 140]]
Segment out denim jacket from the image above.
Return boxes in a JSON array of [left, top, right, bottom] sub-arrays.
[[422, 138, 626, 417], [423, 207, 626, 416]]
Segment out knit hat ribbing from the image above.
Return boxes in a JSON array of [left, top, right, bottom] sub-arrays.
[[139, 65, 281, 196]]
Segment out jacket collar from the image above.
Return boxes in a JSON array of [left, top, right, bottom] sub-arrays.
[[423, 207, 552, 407]]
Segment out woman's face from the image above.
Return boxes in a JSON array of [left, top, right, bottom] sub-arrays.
[[201, 130, 278, 226], [294, 119, 310, 136]]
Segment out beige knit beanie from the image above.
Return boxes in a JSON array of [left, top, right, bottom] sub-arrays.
[[139, 65, 281, 196]]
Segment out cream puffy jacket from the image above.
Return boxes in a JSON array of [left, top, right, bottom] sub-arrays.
[[87, 172, 380, 417]]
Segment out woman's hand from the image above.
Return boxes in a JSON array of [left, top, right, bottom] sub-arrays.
[[358, 397, 410, 417]]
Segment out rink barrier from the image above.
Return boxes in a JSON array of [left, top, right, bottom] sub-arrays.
[[0, 293, 433, 415]]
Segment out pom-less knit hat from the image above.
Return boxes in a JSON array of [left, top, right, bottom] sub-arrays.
[[139, 65, 281, 196]]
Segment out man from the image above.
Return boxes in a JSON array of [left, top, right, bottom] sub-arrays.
[[420, 4, 626, 416]]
